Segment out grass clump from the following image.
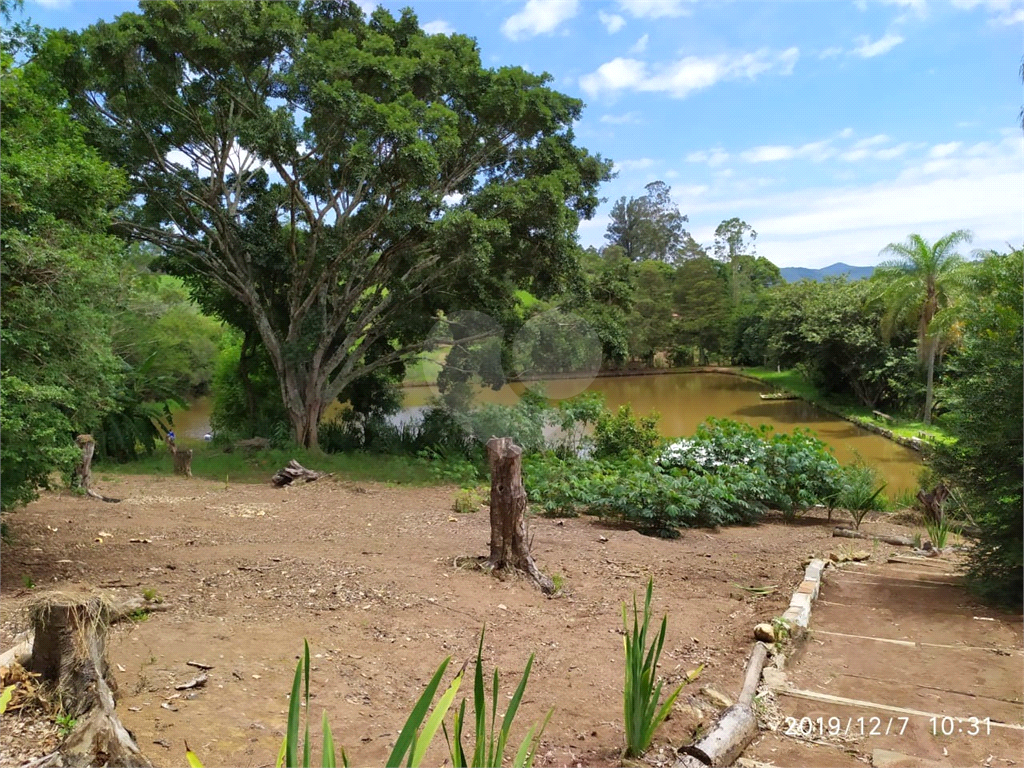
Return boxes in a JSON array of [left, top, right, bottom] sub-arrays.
[[622, 579, 700, 757]]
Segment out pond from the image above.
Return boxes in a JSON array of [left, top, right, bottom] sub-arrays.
[[174, 371, 921, 493]]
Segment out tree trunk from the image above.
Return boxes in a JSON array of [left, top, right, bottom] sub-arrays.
[[165, 436, 192, 477], [73, 435, 95, 490], [485, 438, 554, 594], [923, 343, 936, 426], [27, 595, 151, 767]]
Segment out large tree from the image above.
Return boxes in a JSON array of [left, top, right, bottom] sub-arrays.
[[872, 230, 972, 425], [57, 1, 609, 449], [712, 217, 758, 305], [605, 180, 690, 263]]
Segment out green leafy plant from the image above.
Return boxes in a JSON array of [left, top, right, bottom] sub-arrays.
[[622, 579, 699, 757], [445, 629, 550, 768], [127, 608, 149, 623], [0, 684, 15, 715], [835, 462, 888, 530], [923, 518, 952, 551], [594, 404, 663, 460], [142, 587, 161, 602], [21, 575, 34, 589], [54, 713, 78, 737], [452, 489, 484, 515]]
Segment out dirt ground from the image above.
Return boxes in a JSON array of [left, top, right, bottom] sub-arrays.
[[0, 474, 1012, 767]]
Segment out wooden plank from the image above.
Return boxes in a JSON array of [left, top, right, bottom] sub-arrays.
[[778, 689, 1024, 730], [811, 629, 1023, 655]]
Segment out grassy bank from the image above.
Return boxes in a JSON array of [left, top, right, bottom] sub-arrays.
[[100, 443, 452, 486], [742, 367, 950, 444]]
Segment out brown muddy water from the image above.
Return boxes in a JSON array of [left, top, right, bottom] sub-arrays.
[[174, 372, 921, 493]]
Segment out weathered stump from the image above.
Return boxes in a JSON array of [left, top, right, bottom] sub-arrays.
[[26, 594, 151, 767], [73, 435, 95, 490], [485, 437, 554, 594], [165, 435, 193, 477], [917, 482, 949, 524], [271, 460, 329, 487]]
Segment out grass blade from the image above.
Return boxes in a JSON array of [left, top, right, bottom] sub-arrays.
[[286, 655, 303, 767], [410, 666, 465, 767], [322, 712, 336, 768], [385, 657, 451, 767]]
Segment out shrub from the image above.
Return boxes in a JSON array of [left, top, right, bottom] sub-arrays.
[[594, 404, 662, 460], [835, 462, 887, 529]]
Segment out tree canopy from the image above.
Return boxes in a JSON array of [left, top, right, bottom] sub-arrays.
[[56, 1, 610, 448], [604, 181, 693, 263]]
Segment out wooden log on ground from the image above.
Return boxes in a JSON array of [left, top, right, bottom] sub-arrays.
[[485, 437, 554, 594], [26, 593, 151, 767], [271, 460, 329, 487], [832, 528, 914, 547], [678, 643, 769, 767]]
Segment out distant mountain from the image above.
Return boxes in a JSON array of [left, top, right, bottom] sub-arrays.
[[779, 262, 875, 283]]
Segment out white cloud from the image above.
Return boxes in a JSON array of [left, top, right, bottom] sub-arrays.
[[614, 157, 657, 172], [686, 148, 730, 167], [854, 134, 890, 149], [852, 33, 904, 58], [422, 20, 455, 35], [353, 0, 377, 15], [579, 47, 799, 99], [875, 142, 914, 159], [819, 47, 844, 59], [502, 0, 579, 41], [630, 34, 650, 54], [951, 0, 1024, 23], [741, 139, 835, 163], [32, 0, 72, 7], [716, 136, 1023, 268], [600, 111, 643, 124], [928, 141, 962, 158], [598, 10, 626, 32], [617, 0, 693, 18]]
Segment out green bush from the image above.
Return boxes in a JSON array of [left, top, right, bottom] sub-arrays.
[[593, 404, 662, 460], [210, 341, 289, 444], [834, 461, 887, 529]]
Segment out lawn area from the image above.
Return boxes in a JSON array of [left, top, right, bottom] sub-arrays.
[[743, 367, 951, 444], [99, 443, 451, 486]]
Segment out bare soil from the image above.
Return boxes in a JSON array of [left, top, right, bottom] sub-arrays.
[[0, 474, 1008, 767]]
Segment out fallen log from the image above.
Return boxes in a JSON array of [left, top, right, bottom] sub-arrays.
[[26, 593, 151, 767], [271, 460, 331, 487], [679, 643, 769, 767], [832, 528, 914, 547]]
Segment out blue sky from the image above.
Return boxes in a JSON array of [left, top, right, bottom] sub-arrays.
[[22, 0, 1024, 268]]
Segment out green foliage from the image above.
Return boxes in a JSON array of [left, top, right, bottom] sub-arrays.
[[445, 629, 550, 768], [452, 488, 484, 514], [54, 713, 77, 737], [923, 518, 953, 551], [833, 461, 887, 529], [61, 1, 610, 449], [622, 580, 698, 757], [930, 248, 1023, 605], [594, 404, 662, 460], [605, 181, 691, 264], [553, 392, 606, 456], [211, 338, 290, 445]]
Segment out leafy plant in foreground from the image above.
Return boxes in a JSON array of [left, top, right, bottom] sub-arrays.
[[445, 629, 551, 768], [622, 579, 700, 757]]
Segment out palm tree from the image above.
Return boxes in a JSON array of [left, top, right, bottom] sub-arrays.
[[874, 230, 973, 425]]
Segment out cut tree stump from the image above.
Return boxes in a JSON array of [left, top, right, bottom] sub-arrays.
[[165, 435, 193, 478], [72, 435, 121, 503], [271, 460, 330, 487], [26, 593, 151, 767], [833, 528, 914, 547], [484, 437, 554, 594], [679, 643, 770, 767], [917, 482, 949, 524]]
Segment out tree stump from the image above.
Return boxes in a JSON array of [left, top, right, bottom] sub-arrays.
[[27, 594, 151, 767], [165, 435, 193, 478], [73, 435, 95, 490], [917, 482, 949, 524], [485, 437, 554, 594]]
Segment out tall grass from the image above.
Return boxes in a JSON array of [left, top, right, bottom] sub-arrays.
[[445, 629, 550, 768], [622, 579, 699, 757]]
